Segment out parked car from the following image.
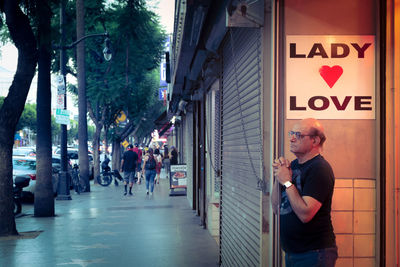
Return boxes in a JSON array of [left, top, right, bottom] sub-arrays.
[[12, 156, 59, 201], [12, 147, 36, 157], [53, 148, 94, 179]]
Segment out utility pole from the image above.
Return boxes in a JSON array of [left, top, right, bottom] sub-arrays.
[[56, 0, 71, 200]]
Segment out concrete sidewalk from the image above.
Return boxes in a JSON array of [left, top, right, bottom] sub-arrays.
[[0, 170, 219, 267]]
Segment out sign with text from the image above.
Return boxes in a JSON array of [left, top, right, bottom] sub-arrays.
[[170, 165, 187, 189], [160, 62, 167, 87], [55, 109, 70, 125], [286, 35, 375, 119]]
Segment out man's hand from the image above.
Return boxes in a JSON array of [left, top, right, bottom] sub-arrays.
[[272, 157, 292, 185]]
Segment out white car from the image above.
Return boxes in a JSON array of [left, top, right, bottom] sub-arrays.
[[13, 156, 59, 200], [13, 147, 36, 157]]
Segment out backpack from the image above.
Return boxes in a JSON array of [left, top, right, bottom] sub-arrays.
[[146, 155, 156, 170]]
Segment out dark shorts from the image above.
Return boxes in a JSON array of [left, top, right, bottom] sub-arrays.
[[123, 171, 135, 183]]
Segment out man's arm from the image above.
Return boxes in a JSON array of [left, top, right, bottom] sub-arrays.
[[284, 186, 321, 223], [120, 159, 124, 172], [273, 157, 322, 223]]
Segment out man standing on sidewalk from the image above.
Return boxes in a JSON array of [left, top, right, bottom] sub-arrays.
[[271, 118, 337, 267], [120, 144, 138, 196]]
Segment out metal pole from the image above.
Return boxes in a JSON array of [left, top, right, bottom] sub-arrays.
[[57, 0, 71, 200]]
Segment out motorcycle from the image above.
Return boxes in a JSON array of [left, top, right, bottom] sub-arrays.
[[97, 157, 123, 186], [14, 176, 30, 215]]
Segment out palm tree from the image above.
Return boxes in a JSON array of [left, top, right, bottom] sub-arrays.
[[34, 0, 55, 217]]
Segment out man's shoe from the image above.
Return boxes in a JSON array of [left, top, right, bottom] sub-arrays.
[[124, 192, 127, 196], [146, 190, 149, 195], [129, 192, 133, 195], [150, 192, 153, 196]]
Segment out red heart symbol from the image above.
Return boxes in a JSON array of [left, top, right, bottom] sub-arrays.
[[319, 65, 343, 88]]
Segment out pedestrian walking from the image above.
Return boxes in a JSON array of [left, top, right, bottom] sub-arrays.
[[163, 145, 170, 179], [133, 143, 143, 184], [170, 146, 178, 165], [154, 148, 162, 184], [120, 144, 138, 196], [142, 147, 157, 195], [271, 118, 337, 267]]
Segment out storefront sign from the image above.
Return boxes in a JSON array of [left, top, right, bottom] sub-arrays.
[[286, 35, 375, 119], [170, 165, 187, 189]]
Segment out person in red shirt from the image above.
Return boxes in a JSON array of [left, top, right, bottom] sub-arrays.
[[132, 143, 143, 184]]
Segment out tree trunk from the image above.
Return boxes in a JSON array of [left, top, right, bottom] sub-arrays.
[[34, 0, 54, 217], [76, 0, 90, 192], [0, 1, 38, 236], [92, 126, 101, 183], [112, 139, 122, 171], [88, 102, 106, 184], [104, 125, 109, 156]]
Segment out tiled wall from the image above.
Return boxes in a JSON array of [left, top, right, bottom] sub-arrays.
[[332, 178, 376, 267]]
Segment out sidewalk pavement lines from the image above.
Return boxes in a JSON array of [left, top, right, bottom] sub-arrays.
[[99, 222, 123, 225], [71, 244, 110, 249], [90, 231, 117, 236], [56, 258, 107, 266]]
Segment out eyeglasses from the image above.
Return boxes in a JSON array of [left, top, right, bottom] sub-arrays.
[[288, 131, 315, 140]]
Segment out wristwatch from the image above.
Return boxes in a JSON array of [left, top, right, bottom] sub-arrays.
[[284, 181, 293, 189]]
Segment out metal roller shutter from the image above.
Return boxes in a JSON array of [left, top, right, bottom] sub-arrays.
[[220, 27, 263, 267]]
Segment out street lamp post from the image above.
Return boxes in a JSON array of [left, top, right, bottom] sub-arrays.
[[56, 0, 70, 200], [56, 0, 112, 200]]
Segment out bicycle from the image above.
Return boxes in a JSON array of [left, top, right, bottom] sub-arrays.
[[71, 164, 86, 194], [97, 166, 123, 186]]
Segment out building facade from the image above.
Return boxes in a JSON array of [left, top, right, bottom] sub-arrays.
[[166, 0, 400, 266]]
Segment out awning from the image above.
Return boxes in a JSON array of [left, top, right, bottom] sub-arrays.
[[154, 111, 168, 127], [159, 122, 173, 137]]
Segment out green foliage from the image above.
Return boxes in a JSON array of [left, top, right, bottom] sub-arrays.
[[51, 115, 61, 137], [83, 0, 166, 140], [0, 97, 37, 132], [88, 124, 95, 140], [16, 102, 37, 132], [68, 121, 78, 141], [1, 0, 167, 146], [0, 96, 62, 140]]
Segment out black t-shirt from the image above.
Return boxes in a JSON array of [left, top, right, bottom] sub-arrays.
[[122, 150, 138, 172], [280, 155, 336, 253]]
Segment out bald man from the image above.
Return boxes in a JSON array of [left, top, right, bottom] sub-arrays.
[[271, 118, 337, 267]]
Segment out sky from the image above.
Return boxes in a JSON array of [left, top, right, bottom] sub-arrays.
[[0, 0, 175, 109]]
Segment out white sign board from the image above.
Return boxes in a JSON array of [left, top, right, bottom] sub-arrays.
[[170, 165, 187, 189], [286, 35, 375, 119], [55, 108, 70, 125]]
